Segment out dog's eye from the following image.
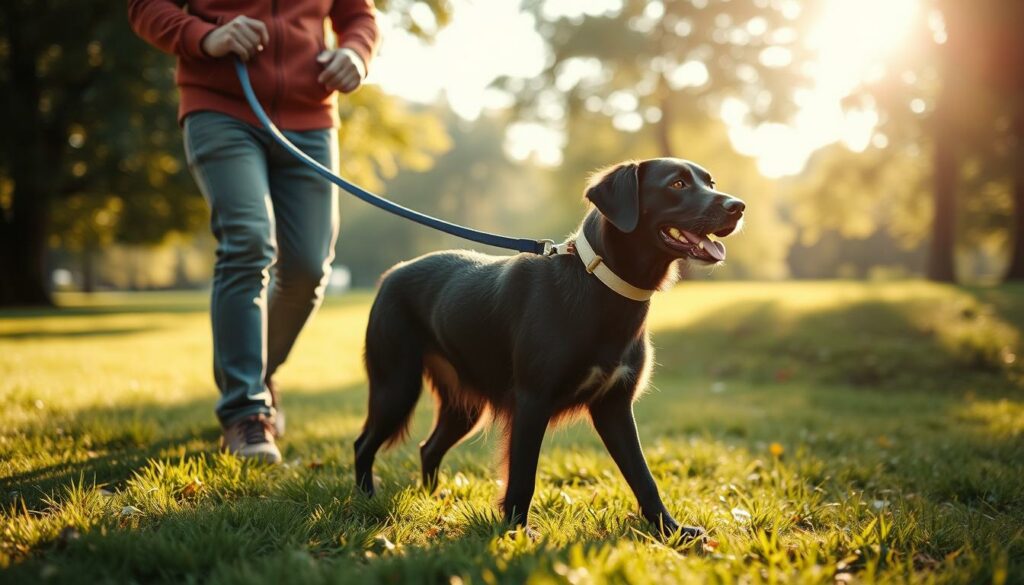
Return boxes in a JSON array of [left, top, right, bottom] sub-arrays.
[[670, 179, 685, 190]]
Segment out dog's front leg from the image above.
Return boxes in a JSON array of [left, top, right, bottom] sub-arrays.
[[589, 394, 705, 541], [500, 395, 552, 529]]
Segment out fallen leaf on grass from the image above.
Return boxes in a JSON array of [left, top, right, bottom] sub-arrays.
[[179, 478, 203, 498]]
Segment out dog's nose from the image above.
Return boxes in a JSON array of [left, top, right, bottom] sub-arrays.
[[723, 197, 745, 215]]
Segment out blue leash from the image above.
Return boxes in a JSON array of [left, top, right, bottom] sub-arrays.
[[233, 58, 550, 255]]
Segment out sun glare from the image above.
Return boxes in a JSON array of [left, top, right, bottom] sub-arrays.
[[370, 0, 922, 178], [727, 0, 920, 177], [808, 0, 920, 96]]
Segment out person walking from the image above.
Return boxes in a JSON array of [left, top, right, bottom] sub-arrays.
[[129, 0, 379, 463]]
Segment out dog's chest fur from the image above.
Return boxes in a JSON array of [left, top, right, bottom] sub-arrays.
[[575, 363, 633, 400], [572, 336, 653, 404]]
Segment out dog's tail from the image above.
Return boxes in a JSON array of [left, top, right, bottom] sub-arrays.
[[360, 278, 426, 451]]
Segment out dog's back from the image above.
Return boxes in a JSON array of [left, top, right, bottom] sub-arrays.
[[364, 248, 580, 407]]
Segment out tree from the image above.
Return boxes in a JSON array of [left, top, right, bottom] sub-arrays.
[[0, 0, 452, 306], [0, 1, 174, 305], [958, 1, 1024, 280], [513, 0, 808, 158], [829, 0, 1024, 282]]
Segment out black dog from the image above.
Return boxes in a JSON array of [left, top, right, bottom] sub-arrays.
[[355, 158, 745, 539]]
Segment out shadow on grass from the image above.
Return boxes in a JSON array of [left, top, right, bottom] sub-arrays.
[[1, 381, 371, 507], [651, 292, 1022, 393], [0, 326, 165, 340], [0, 302, 208, 321]]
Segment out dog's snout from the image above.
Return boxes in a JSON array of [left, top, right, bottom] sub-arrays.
[[723, 197, 745, 215]]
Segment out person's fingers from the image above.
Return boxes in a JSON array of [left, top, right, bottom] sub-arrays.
[[327, 70, 360, 92], [339, 48, 366, 79], [228, 37, 251, 61], [323, 70, 345, 89], [243, 17, 270, 46], [318, 52, 347, 83], [230, 30, 258, 57], [340, 73, 362, 93], [233, 23, 261, 51], [338, 70, 360, 92]]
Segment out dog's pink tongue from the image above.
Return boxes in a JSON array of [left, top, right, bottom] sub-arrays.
[[682, 231, 727, 261]]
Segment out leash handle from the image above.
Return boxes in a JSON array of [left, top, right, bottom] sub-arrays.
[[233, 58, 546, 255]]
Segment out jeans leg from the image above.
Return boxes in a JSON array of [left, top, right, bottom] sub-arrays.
[[184, 111, 276, 425], [264, 127, 340, 377]]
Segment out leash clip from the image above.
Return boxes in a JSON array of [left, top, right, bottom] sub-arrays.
[[539, 239, 556, 256]]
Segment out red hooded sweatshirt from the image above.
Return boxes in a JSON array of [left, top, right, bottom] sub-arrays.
[[128, 0, 379, 130]]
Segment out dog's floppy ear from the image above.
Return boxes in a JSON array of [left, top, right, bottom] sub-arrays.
[[585, 162, 641, 233]]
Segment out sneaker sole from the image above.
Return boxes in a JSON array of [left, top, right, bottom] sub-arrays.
[[235, 443, 282, 464]]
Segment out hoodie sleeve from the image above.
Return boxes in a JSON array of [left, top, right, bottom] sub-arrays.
[[330, 0, 380, 72], [127, 0, 218, 59]]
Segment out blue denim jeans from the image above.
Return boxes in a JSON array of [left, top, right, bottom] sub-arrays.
[[183, 111, 339, 425]]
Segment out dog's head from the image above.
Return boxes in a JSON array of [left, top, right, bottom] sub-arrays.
[[585, 158, 745, 263]]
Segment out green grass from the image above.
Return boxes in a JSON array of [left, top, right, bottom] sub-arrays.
[[2, 282, 1023, 584]]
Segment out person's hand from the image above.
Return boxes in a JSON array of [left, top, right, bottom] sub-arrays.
[[316, 48, 366, 93], [201, 16, 269, 61]]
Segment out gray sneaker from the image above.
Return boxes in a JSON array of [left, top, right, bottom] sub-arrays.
[[221, 415, 282, 464]]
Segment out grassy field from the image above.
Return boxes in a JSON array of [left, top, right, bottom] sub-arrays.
[[2, 282, 1023, 584]]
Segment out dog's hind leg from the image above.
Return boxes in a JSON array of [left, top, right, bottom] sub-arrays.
[[420, 400, 483, 492], [355, 305, 425, 496]]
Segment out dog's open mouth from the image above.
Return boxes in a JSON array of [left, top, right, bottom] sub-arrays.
[[659, 227, 727, 262]]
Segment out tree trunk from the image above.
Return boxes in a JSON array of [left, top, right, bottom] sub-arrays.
[[1004, 113, 1024, 280], [0, 4, 54, 306], [926, 43, 959, 283], [0, 196, 52, 306], [81, 247, 96, 293], [927, 140, 958, 282]]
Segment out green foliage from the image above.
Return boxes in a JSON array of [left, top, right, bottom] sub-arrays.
[[336, 113, 550, 285], [0, 0, 455, 304], [336, 86, 452, 192], [2, 283, 1024, 582], [514, 0, 809, 154], [789, 144, 932, 249], [0, 0, 205, 246]]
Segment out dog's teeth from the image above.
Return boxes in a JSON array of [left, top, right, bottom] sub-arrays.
[[669, 227, 681, 238], [698, 240, 705, 250]]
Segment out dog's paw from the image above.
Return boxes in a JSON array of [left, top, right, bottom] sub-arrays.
[[655, 518, 706, 545], [504, 525, 541, 542]]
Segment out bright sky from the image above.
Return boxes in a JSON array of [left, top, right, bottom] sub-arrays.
[[367, 0, 923, 178]]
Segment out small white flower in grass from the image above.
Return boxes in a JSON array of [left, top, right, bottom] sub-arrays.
[[731, 506, 752, 524]]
